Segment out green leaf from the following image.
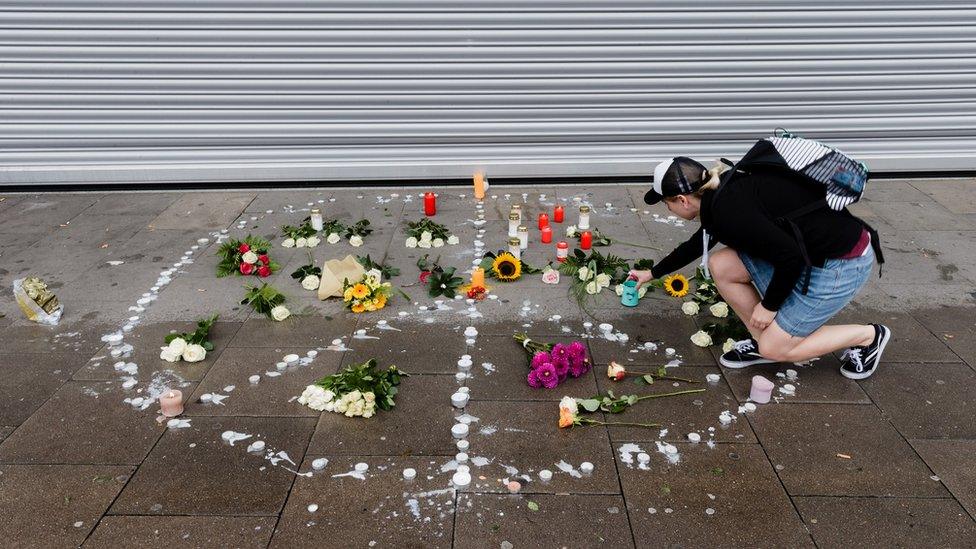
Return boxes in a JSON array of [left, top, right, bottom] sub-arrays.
[[579, 399, 601, 412], [203, 342, 214, 352], [641, 374, 654, 385], [527, 501, 540, 512]]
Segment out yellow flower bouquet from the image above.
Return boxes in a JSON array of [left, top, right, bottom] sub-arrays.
[[342, 272, 393, 313]]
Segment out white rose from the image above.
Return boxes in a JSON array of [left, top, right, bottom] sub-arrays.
[[297, 385, 320, 406], [270, 305, 290, 322], [595, 273, 611, 288], [349, 235, 364, 247], [306, 236, 321, 247], [690, 330, 713, 347], [295, 237, 307, 248], [326, 233, 341, 245], [722, 338, 736, 353], [242, 251, 258, 265], [362, 406, 375, 419], [366, 269, 382, 283], [447, 235, 459, 245], [566, 225, 578, 237], [615, 284, 624, 296], [432, 238, 444, 248], [167, 337, 187, 355], [681, 301, 700, 316], [281, 238, 295, 248], [335, 400, 348, 414], [363, 392, 376, 403], [405, 237, 418, 248], [324, 401, 336, 412], [301, 274, 320, 291], [347, 390, 362, 402], [638, 286, 647, 298], [159, 346, 181, 363], [577, 267, 590, 281], [418, 239, 432, 249], [709, 301, 729, 318], [585, 280, 600, 294], [559, 396, 578, 415], [182, 344, 207, 363], [420, 231, 432, 243]]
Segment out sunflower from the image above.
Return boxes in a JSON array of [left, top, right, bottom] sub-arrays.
[[492, 252, 522, 281], [351, 283, 370, 299], [663, 273, 690, 298]]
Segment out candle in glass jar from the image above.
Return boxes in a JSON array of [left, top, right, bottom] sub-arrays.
[[540, 225, 553, 244], [310, 208, 323, 232], [508, 237, 522, 260], [508, 212, 520, 237], [159, 389, 183, 417], [556, 241, 569, 262], [580, 230, 593, 250], [470, 267, 485, 288], [511, 205, 522, 224], [537, 213, 549, 229], [553, 204, 565, 223], [518, 226, 528, 249], [424, 192, 436, 216], [578, 205, 591, 230], [473, 171, 486, 200]]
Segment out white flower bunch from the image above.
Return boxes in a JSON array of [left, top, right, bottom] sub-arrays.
[[281, 238, 295, 248], [158, 337, 207, 363], [299, 387, 377, 418], [406, 230, 457, 249], [578, 266, 612, 295], [298, 385, 335, 411], [566, 225, 579, 237]]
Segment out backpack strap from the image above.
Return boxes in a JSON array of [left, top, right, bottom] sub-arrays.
[[776, 197, 829, 295]]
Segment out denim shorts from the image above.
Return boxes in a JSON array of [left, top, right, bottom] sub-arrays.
[[738, 248, 874, 337]]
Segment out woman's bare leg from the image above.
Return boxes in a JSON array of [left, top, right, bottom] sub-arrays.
[[708, 248, 763, 340], [758, 321, 875, 363]]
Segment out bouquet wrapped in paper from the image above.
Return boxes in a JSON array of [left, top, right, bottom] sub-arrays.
[[13, 276, 63, 325]]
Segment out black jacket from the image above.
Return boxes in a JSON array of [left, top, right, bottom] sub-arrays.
[[651, 172, 870, 311]]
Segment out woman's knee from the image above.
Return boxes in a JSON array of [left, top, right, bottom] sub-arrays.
[[758, 330, 797, 362], [709, 249, 746, 283]]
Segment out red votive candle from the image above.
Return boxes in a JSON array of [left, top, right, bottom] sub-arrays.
[[556, 241, 569, 262], [540, 225, 553, 244], [537, 212, 549, 229], [424, 192, 436, 216], [553, 204, 565, 223], [580, 230, 592, 250]]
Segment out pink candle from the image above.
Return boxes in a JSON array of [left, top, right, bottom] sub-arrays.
[[159, 389, 184, 417], [749, 375, 774, 404]]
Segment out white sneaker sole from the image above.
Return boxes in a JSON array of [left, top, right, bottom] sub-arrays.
[[841, 327, 890, 380], [719, 356, 777, 369]]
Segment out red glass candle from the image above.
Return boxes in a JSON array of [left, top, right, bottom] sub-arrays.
[[540, 225, 553, 244], [553, 204, 565, 223], [580, 230, 593, 250], [556, 241, 569, 262], [537, 212, 549, 229], [424, 192, 436, 216]]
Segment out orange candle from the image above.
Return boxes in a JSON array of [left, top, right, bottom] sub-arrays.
[[473, 172, 486, 200], [470, 267, 485, 288]]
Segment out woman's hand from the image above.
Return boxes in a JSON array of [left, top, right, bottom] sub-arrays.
[[627, 269, 654, 288], [750, 303, 776, 331]]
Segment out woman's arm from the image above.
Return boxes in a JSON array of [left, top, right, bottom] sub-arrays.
[[650, 226, 716, 279]]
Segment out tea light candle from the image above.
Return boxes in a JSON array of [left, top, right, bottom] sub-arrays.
[[750, 375, 775, 404], [457, 439, 470, 451], [553, 204, 565, 223], [310, 208, 323, 231], [452, 470, 472, 487], [539, 469, 553, 481], [540, 225, 552, 244], [578, 205, 591, 230], [451, 392, 469, 408], [579, 462, 594, 474], [159, 390, 183, 417], [452, 423, 469, 439], [470, 267, 485, 288], [556, 241, 569, 262], [580, 230, 593, 250], [537, 212, 549, 229], [403, 468, 417, 480], [517, 226, 528, 250], [424, 192, 436, 216], [508, 212, 520, 237], [508, 237, 521, 260]]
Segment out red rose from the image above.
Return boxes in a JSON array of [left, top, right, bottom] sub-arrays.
[[419, 270, 432, 284], [257, 265, 271, 278], [239, 262, 254, 275], [258, 254, 269, 265], [238, 243, 250, 254]]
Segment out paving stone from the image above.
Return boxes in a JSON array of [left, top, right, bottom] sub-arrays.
[[337, 326, 466, 374], [0, 464, 131, 548], [860, 363, 976, 439], [0, 194, 101, 234], [87, 192, 182, 216], [587, 311, 717, 366], [149, 192, 256, 230], [794, 496, 976, 548], [308, 374, 457, 456], [864, 179, 935, 203], [243, 190, 336, 213], [85, 515, 276, 548], [229, 314, 358, 349], [615, 442, 812, 547], [73, 321, 241, 382], [748, 403, 947, 497], [596, 365, 755, 443], [0, 322, 112, 355], [138, 276, 255, 322], [891, 230, 976, 284], [0, 425, 12, 443], [271, 455, 454, 548], [910, 439, 976, 518], [912, 306, 976, 367], [462, 401, 621, 495], [870, 200, 972, 231], [455, 493, 633, 549], [0, 352, 83, 425], [184, 346, 343, 417], [830, 307, 959, 363], [111, 416, 316, 515], [0, 380, 177, 465], [720, 354, 872, 404], [912, 177, 976, 214], [881, 282, 976, 309]]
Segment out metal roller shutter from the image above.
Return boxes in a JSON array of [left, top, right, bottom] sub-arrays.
[[1, 1, 975, 186]]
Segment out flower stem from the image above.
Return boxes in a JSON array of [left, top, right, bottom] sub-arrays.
[[581, 418, 660, 428], [610, 238, 662, 251], [625, 372, 700, 384], [634, 388, 706, 402]]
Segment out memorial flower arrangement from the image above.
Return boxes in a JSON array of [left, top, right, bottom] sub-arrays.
[[558, 249, 629, 305], [342, 271, 393, 313], [290, 251, 322, 291], [216, 236, 280, 278], [344, 219, 373, 247], [159, 314, 218, 363], [280, 218, 320, 248], [241, 283, 290, 321], [558, 385, 706, 429], [514, 333, 592, 389], [298, 359, 406, 417], [416, 255, 464, 298], [404, 218, 459, 249], [357, 254, 400, 279], [321, 219, 347, 245], [679, 267, 749, 348], [477, 251, 544, 283]]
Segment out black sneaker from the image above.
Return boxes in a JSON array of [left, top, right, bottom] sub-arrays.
[[719, 338, 777, 369], [840, 324, 891, 380]]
